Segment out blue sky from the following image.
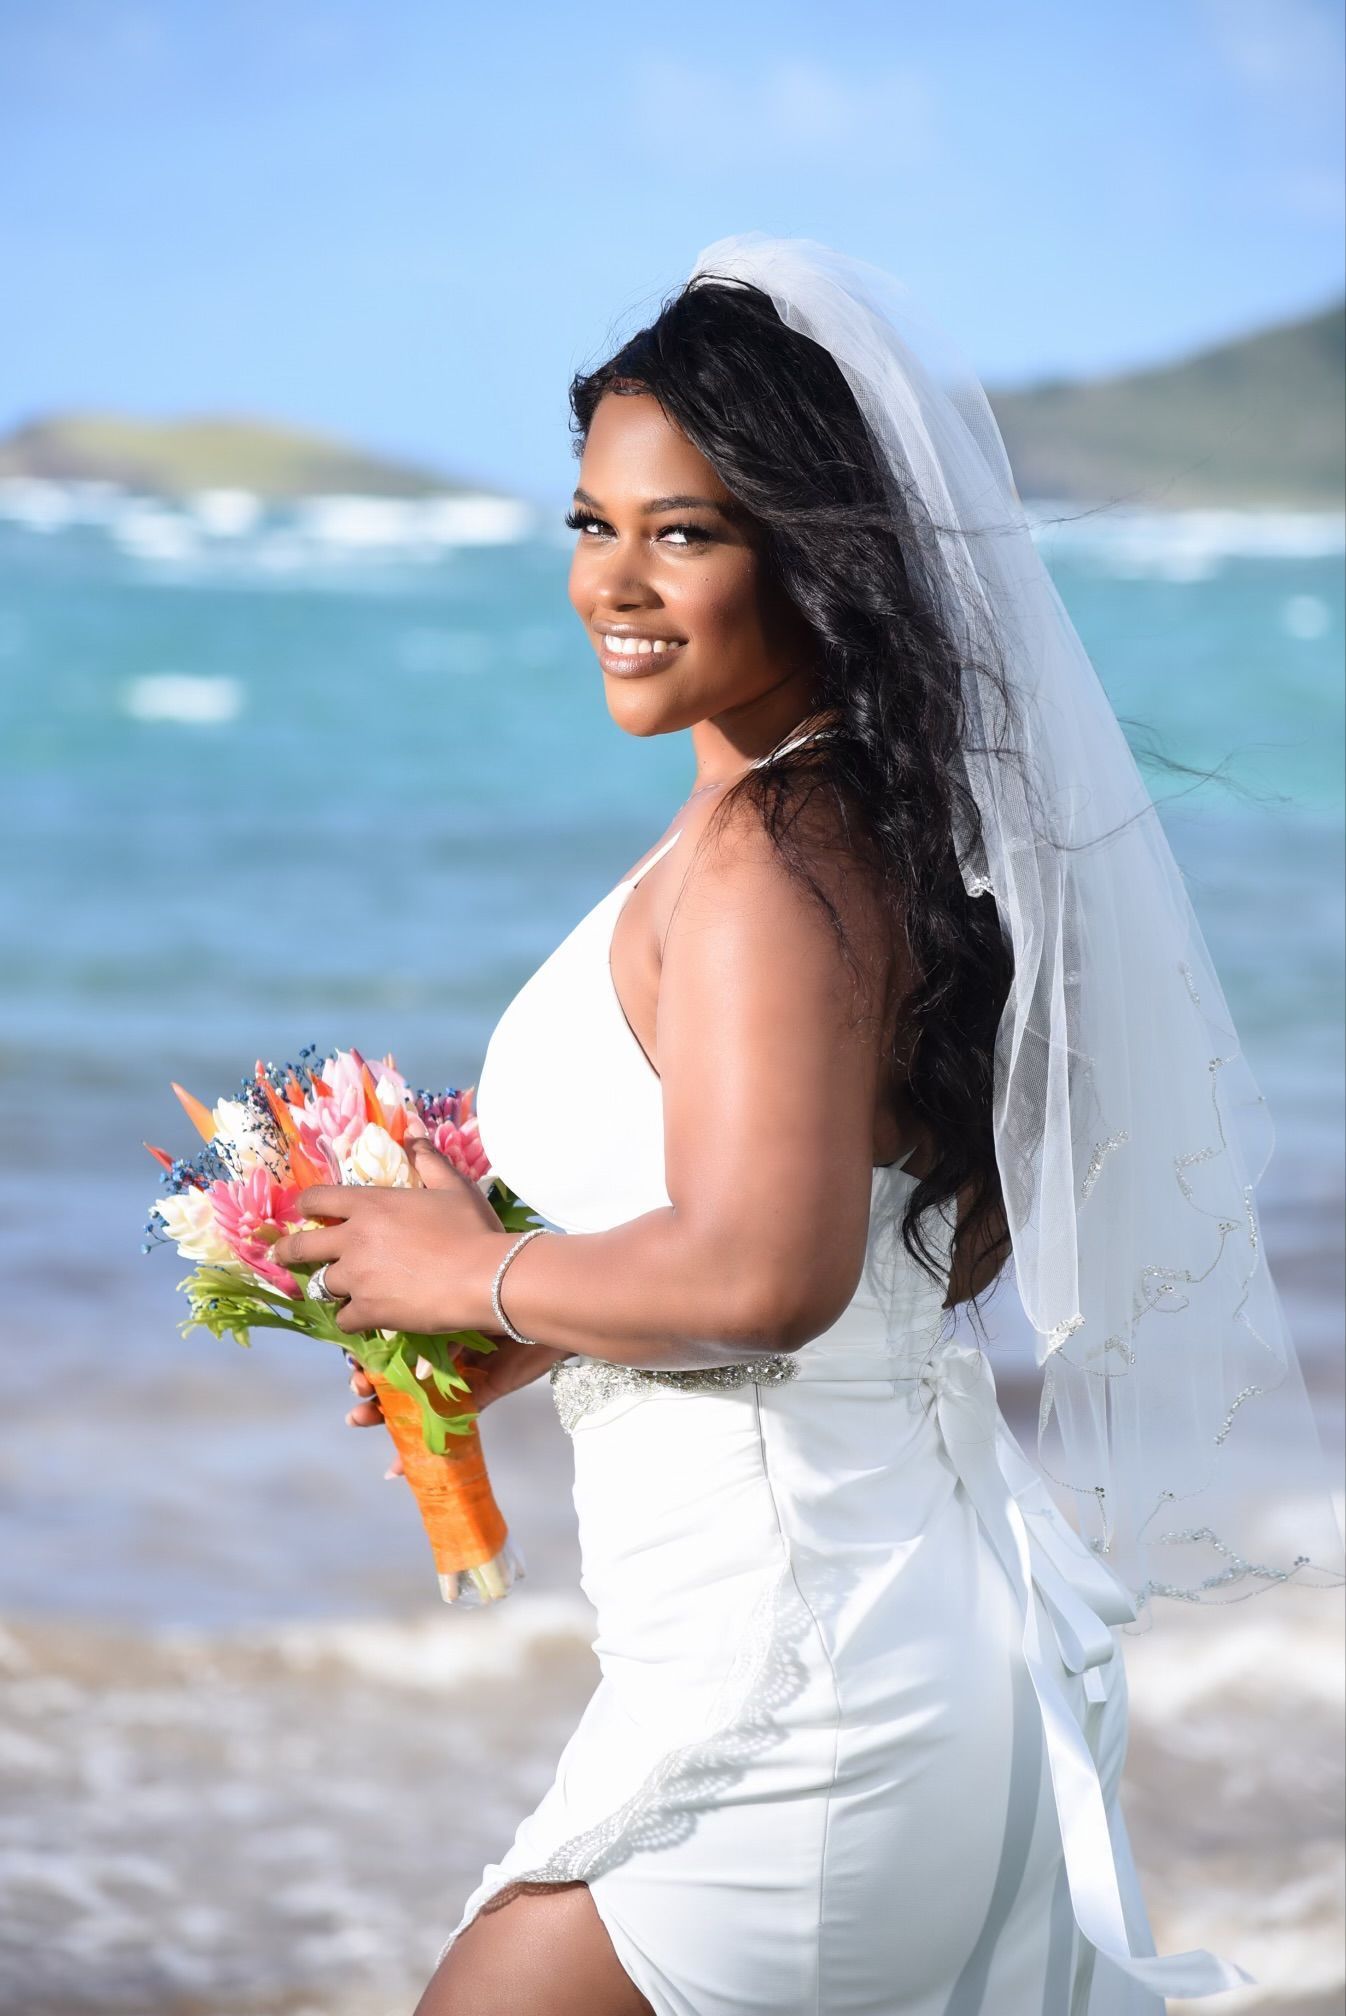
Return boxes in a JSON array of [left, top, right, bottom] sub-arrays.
[[2, 0, 1342, 502]]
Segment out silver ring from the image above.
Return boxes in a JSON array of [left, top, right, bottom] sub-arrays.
[[306, 1262, 342, 1304]]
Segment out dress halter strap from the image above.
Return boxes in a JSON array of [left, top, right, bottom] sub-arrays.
[[621, 829, 683, 891], [619, 728, 834, 892], [750, 723, 838, 767]]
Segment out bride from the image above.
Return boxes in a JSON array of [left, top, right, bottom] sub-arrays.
[[273, 236, 1342, 2014]]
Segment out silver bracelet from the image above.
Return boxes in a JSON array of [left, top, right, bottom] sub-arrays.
[[491, 1226, 549, 1346]]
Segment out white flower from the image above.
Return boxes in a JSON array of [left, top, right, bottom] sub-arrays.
[[374, 1064, 411, 1109], [211, 1096, 288, 1179], [156, 1189, 238, 1266], [339, 1123, 412, 1188]]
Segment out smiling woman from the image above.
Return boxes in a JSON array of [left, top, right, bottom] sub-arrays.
[[323, 235, 1309, 2016], [564, 401, 826, 757]]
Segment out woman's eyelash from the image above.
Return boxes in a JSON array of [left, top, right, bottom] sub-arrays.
[[562, 508, 712, 544]]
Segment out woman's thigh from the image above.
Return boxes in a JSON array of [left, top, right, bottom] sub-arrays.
[[415, 1880, 655, 2016]]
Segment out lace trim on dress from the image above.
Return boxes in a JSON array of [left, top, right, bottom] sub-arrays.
[[435, 1543, 816, 1965]]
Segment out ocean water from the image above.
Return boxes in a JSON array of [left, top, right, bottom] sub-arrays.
[[0, 482, 1343, 2013]]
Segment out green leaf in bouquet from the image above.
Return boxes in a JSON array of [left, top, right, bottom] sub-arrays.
[[176, 1266, 333, 1348], [175, 1258, 510, 1457], [439, 1327, 501, 1359], [375, 1341, 478, 1454], [416, 1343, 474, 1405], [488, 1178, 546, 1236]]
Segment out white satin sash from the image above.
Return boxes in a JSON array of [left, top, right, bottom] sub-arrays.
[[919, 1340, 1255, 2000]]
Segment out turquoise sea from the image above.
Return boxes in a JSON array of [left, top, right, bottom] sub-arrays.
[[0, 483, 1342, 2013]]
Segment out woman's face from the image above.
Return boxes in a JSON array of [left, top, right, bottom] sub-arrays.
[[567, 390, 819, 744]]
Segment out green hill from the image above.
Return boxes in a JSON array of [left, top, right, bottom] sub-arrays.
[[0, 411, 492, 500], [2, 300, 1341, 509], [986, 298, 1345, 509]]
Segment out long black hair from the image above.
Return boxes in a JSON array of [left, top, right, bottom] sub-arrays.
[[568, 274, 1218, 1328], [566, 273, 1024, 1318]]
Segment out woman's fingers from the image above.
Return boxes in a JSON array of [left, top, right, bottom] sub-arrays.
[[339, 1363, 402, 1478], [345, 1363, 383, 1426], [272, 1223, 343, 1269]]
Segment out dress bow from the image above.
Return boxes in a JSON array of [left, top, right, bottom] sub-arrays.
[[918, 1338, 1000, 1423], [916, 1337, 1254, 1999]]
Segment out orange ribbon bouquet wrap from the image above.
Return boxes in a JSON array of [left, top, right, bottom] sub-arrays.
[[143, 1044, 537, 1604]]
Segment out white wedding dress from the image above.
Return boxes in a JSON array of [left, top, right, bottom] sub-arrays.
[[436, 740, 1237, 2013]]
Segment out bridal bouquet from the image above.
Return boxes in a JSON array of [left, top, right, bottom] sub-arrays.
[[142, 1044, 537, 1605]]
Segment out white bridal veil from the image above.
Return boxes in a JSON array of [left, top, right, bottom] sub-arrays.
[[686, 232, 1344, 1622]]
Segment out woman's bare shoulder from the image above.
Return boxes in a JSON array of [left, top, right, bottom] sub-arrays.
[[673, 770, 879, 901], [665, 773, 899, 998]]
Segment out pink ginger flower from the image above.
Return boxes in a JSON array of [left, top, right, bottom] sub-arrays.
[[320, 1049, 412, 1123], [415, 1084, 477, 1132], [296, 1094, 364, 1178], [295, 1049, 415, 1175], [210, 1165, 305, 1298], [430, 1114, 491, 1188]]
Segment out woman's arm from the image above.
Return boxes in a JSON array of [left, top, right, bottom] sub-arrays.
[[469, 798, 896, 1372]]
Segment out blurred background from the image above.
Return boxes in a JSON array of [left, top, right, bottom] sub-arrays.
[[1, 3, 1342, 2012]]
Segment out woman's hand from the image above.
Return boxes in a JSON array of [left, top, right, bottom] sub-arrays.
[[271, 1133, 509, 1338]]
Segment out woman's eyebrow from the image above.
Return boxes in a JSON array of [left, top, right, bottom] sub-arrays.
[[572, 486, 740, 517]]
